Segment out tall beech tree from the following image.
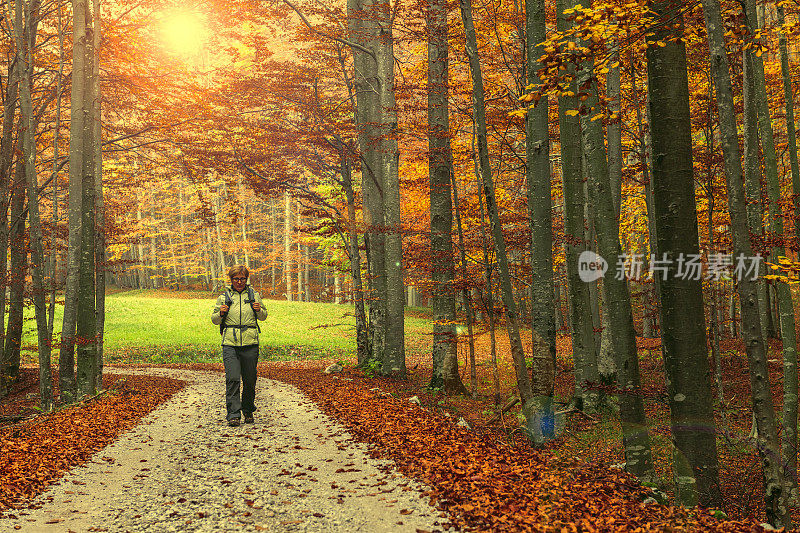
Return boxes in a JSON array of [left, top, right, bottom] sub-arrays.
[[525, 0, 555, 416], [699, 0, 788, 524], [427, 0, 466, 393], [555, 0, 597, 412], [13, 0, 52, 410], [460, 0, 541, 435], [742, 0, 798, 505], [645, 0, 721, 506], [575, 2, 654, 480]]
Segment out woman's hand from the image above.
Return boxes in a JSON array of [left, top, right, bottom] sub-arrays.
[[252, 302, 261, 312], [220, 304, 229, 315]]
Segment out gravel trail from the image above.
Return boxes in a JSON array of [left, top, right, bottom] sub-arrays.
[[7, 368, 442, 532]]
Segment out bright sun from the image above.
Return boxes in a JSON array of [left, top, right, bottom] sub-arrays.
[[161, 11, 206, 57]]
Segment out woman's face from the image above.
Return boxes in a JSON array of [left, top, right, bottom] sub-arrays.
[[231, 274, 248, 292]]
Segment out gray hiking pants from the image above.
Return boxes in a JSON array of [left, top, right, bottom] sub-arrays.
[[222, 344, 259, 421]]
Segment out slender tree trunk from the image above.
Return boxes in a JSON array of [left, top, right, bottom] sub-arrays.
[[375, 0, 405, 377], [76, 0, 97, 398], [47, 0, 65, 342], [525, 0, 555, 414], [646, 4, 721, 505], [428, 0, 465, 393], [777, 5, 800, 249], [452, 165, 477, 397], [743, 0, 798, 508], [91, 0, 103, 393], [699, 0, 788, 524], [0, 60, 17, 399], [578, 0, 654, 479], [340, 147, 369, 364], [460, 0, 538, 432], [284, 191, 292, 301], [14, 0, 51, 410], [556, 0, 598, 412], [606, 43, 622, 220], [4, 163, 25, 393], [474, 143, 500, 395], [60, 0, 90, 404], [349, 0, 384, 365]]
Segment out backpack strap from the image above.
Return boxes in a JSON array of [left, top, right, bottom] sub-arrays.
[[220, 289, 233, 336], [247, 286, 261, 333]]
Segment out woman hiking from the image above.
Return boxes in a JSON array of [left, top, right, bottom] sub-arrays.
[[211, 265, 268, 426]]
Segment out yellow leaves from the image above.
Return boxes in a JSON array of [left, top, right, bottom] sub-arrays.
[[508, 108, 528, 119], [565, 109, 579, 117]]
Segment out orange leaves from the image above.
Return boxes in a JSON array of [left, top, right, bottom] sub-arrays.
[[267, 364, 757, 532], [0, 374, 184, 515]]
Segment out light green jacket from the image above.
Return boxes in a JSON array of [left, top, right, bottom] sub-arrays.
[[211, 285, 268, 346]]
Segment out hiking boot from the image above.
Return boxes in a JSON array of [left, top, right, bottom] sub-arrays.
[[228, 418, 240, 427], [243, 412, 254, 424]]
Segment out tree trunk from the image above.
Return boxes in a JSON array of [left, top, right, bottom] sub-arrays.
[[646, 5, 721, 505], [375, 0, 405, 377], [699, 0, 788, 524], [60, 0, 91, 405], [14, 0, 52, 410], [340, 146, 369, 364], [4, 163, 25, 394], [744, 0, 798, 508], [578, 3, 654, 479], [777, 4, 800, 250], [525, 0, 555, 415], [349, 0, 385, 366], [0, 60, 17, 399], [427, 0, 465, 393], [452, 163, 477, 397], [460, 0, 538, 433], [556, 0, 598, 412], [76, 0, 98, 398], [284, 191, 292, 301], [91, 0, 104, 393]]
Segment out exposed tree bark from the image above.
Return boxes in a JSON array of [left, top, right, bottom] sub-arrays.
[[743, 0, 798, 510], [14, 0, 52, 410], [427, 0, 465, 393], [777, 4, 800, 249], [525, 0, 555, 415], [699, 0, 788, 524], [452, 164, 477, 397], [47, 0, 65, 343], [606, 43, 622, 220], [348, 0, 385, 365], [76, 0, 98, 398], [375, 0, 406, 377], [91, 0, 104, 394], [4, 163, 25, 394], [60, 0, 91, 404], [338, 144, 369, 364], [0, 58, 17, 400], [460, 0, 538, 432], [645, 3, 721, 505], [577, 0, 654, 479], [284, 190, 292, 300], [556, 0, 598, 412]]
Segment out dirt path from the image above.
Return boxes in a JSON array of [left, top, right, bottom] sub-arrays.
[[8, 368, 442, 532]]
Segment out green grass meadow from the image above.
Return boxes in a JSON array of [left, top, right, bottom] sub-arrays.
[[21, 290, 433, 365]]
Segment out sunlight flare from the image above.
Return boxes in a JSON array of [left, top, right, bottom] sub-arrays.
[[160, 11, 206, 57]]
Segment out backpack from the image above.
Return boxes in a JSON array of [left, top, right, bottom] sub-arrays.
[[219, 286, 261, 335]]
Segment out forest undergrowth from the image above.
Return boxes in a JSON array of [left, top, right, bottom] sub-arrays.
[[0, 331, 791, 530]]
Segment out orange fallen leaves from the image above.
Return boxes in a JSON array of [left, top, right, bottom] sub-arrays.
[[0, 373, 185, 514]]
